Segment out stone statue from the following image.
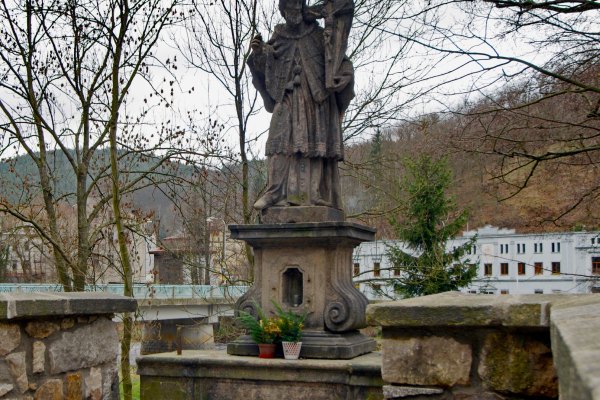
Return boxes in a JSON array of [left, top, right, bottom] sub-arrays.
[[248, 0, 355, 211], [229, 1, 375, 359]]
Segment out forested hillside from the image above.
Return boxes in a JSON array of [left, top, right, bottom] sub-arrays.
[[2, 120, 597, 241], [342, 63, 600, 237]]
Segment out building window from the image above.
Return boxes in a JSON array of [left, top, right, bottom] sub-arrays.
[[592, 238, 597, 245], [373, 262, 380, 277], [593, 257, 600, 275], [552, 262, 561, 274], [518, 262, 526, 275], [534, 243, 543, 253], [516, 243, 525, 254], [484, 264, 492, 276], [353, 263, 360, 276], [499, 244, 509, 254], [501, 289, 509, 295], [371, 284, 381, 292], [551, 242, 560, 253], [534, 262, 543, 275], [468, 290, 477, 294], [500, 263, 509, 275], [393, 266, 400, 276], [473, 245, 477, 255], [534, 289, 543, 294]]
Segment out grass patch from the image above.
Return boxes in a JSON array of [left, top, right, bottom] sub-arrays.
[[120, 370, 140, 400]]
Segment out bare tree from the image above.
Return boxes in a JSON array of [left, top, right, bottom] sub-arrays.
[[0, 0, 192, 291], [341, 0, 419, 142], [376, 0, 600, 225], [0, 2, 192, 398], [179, 0, 262, 219]]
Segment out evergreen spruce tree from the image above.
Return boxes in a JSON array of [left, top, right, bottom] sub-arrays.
[[387, 155, 477, 298]]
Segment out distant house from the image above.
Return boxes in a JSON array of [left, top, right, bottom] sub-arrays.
[[149, 221, 250, 286], [149, 234, 191, 284], [354, 225, 600, 299]]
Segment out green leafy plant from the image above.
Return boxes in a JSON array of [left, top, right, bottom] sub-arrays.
[[237, 306, 281, 344], [273, 302, 306, 343]]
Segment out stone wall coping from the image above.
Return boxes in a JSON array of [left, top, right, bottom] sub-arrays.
[[0, 292, 137, 320], [550, 295, 600, 400], [137, 350, 382, 386], [367, 291, 598, 328]]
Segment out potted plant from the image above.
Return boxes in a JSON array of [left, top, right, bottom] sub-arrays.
[[273, 302, 306, 360], [237, 308, 281, 358]]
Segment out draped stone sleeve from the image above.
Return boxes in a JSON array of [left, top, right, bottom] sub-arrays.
[[248, 49, 275, 113], [334, 57, 354, 114]]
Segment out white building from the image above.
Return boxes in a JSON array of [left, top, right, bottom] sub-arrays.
[[353, 225, 600, 299]]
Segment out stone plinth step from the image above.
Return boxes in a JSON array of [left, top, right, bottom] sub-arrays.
[[227, 330, 376, 359]]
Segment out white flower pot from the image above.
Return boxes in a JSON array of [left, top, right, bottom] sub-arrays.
[[282, 341, 302, 360]]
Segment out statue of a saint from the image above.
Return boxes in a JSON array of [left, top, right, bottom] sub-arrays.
[[249, 0, 355, 211]]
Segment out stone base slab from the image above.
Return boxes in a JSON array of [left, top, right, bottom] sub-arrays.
[[227, 330, 376, 359], [260, 206, 345, 223], [138, 349, 384, 400]]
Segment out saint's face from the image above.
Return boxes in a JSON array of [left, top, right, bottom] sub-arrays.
[[283, 3, 303, 27]]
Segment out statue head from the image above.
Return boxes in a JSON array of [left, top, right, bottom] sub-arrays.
[[279, 0, 305, 27]]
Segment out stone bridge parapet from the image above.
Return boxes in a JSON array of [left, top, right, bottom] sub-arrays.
[[0, 292, 136, 399], [367, 292, 600, 400]]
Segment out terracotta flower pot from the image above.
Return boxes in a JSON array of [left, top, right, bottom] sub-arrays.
[[258, 343, 276, 358], [282, 341, 302, 360]]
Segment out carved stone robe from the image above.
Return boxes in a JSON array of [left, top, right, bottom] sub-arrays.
[[248, 21, 354, 209]]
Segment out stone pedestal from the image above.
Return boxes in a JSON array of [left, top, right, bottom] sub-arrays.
[[227, 221, 376, 359]]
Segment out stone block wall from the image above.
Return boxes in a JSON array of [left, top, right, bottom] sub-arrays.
[[368, 292, 600, 400], [0, 292, 136, 400], [138, 349, 383, 400]]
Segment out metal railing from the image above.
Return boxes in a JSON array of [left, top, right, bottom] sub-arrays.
[[0, 283, 248, 300]]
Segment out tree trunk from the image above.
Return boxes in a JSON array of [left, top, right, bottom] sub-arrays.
[[24, 0, 72, 291], [110, 2, 133, 399], [74, 168, 90, 291]]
